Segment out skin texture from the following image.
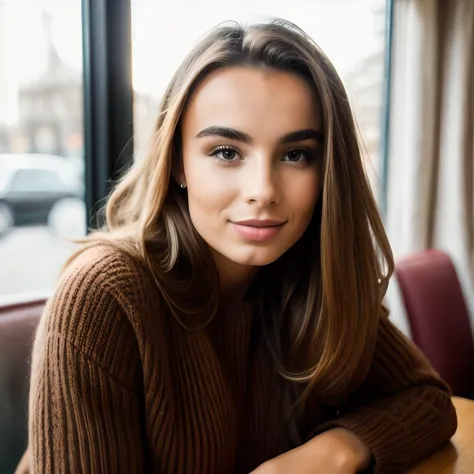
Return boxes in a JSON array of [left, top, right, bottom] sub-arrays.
[[250, 428, 371, 474], [179, 66, 371, 473], [179, 66, 323, 292]]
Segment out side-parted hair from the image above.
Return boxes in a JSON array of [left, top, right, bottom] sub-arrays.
[[68, 19, 393, 443]]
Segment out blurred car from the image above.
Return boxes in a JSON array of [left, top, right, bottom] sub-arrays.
[[0, 154, 84, 237]]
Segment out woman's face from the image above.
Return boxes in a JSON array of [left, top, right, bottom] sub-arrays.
[[180, 66, 323, 279]]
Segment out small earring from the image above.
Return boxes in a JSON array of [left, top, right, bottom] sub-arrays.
[[180, 183, 186, 189]]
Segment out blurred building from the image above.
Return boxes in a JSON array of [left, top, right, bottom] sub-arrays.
[[1, 7, 156, 160], [0, 3, 14, 151], [17, 11, 82, 158]]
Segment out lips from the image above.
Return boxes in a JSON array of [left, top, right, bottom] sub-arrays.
[[230, 219, 286, 242], [232, 219, 286, 228]]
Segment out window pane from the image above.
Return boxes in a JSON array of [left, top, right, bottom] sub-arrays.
[[0, 1, 85, 300], [131, 0, 386, 195]]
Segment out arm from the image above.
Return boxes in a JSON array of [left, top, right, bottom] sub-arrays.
[[307, 309, 458, 473], [29, 256, 146, 473]]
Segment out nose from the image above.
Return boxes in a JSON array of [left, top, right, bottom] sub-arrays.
[[242, 158, 281, 205]]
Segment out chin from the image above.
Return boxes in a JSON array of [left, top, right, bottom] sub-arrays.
[[229, 247, 286, 267]]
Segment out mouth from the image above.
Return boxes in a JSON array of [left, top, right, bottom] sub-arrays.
[[230, 219, 287, 242], [232, 219, 286, 228]]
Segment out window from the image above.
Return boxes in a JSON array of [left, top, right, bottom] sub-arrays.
[[131, 0, 387, 194], [0, 1, 85, 300]]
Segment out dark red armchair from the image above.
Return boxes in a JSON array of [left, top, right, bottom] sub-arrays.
[[395, 249, 474, 398], [0, 296, 45, 474]]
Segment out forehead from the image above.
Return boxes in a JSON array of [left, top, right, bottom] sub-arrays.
[[182, 66, 322, 137]]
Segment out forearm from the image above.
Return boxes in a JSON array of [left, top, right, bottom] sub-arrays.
[[308, 385, 457, 472], [251, 426, 372, 474], [306, 312, 458, 472]]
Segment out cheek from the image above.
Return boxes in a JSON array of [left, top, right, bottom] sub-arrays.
[[286, 171, 321, 221], [184, 162, 236, 223]]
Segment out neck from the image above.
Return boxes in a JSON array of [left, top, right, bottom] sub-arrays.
[[211, 250, 257, 304]]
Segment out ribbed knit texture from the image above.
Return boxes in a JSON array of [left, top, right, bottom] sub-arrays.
[[27, 246, 457, 473]]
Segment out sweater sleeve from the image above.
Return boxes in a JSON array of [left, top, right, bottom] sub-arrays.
[[308, 311, 457, 473], [29, 250, 146, 473]]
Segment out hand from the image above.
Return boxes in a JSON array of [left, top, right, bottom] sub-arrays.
[[14, 448, 31, 474], [250, 428, 371, 474]]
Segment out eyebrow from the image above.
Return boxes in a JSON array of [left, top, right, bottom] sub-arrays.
[[195, 126, 324, 145]]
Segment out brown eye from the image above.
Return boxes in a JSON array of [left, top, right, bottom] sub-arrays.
[[284, 149, 309, 162], [211, 146, 239, 161]]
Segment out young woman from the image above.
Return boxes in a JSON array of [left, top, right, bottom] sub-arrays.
[[21, 19, 456, 474]]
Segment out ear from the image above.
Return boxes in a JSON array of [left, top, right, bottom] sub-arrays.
[[171, 162, 186, 188], [171, 133, 186, 188]]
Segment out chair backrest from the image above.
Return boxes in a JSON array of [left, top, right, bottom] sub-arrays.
[[395, 249, 474, 397], [0, 297, 45, 474]]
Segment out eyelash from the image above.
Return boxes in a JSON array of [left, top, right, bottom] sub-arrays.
[[209, 145, 317, 164], [210, 146, 240, 162]]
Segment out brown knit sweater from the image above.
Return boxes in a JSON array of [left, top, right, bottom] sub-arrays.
[[27, 245, 457, 473]]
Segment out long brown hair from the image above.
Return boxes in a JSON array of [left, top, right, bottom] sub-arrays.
[[69, 19, 393, 442]]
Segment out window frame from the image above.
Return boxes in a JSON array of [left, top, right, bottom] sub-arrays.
[[379, 0, 395, 217], [82, 0, 134, 229]]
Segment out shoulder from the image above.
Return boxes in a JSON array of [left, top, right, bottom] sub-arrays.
[[37, 244, 157, 365], [60, 243, 154, 301], [30, 244, 151, 391]]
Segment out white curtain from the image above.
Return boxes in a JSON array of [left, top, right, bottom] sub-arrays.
[[386, 0, 474, 329]]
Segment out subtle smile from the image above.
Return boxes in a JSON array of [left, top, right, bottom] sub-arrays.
[[230, 219, 287, 242]]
